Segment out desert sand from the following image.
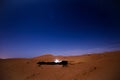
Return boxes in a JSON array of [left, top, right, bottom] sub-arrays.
[[0, 51, 120, 80]]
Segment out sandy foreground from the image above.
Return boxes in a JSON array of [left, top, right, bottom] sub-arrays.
[[0, 51, 120, 80]]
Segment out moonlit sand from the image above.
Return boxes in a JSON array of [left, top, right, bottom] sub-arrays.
[[0, 51, 120, 80]]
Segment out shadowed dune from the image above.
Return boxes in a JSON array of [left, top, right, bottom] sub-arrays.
[[0, 51, 120, 80]]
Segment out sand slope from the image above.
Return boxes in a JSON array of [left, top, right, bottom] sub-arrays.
[[0, 51, 120, 80]]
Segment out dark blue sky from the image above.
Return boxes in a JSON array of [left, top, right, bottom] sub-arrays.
[[0, 0, 120, 58]]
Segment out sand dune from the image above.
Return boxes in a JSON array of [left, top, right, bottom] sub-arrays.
[[0, 51, 120, 80]]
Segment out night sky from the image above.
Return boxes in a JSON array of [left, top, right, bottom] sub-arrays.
[[0, 0, 120, 58]]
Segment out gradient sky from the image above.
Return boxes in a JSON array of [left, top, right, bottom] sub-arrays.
[[0, 0, 120, 58]]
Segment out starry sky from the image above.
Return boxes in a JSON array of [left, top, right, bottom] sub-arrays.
[[0, 0, 120, 58]]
